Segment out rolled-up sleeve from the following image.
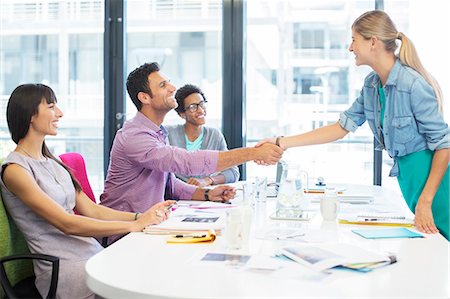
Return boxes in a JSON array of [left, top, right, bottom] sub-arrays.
[[339, 90, 367, 133], [410, 80, 450, 151], [339, 112, 359, 133]]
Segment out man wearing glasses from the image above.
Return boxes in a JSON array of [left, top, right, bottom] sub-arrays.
[[167, 84, 240, 187], [100, 62, 282, 243]]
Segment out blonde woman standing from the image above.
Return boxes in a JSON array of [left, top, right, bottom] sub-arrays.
[[257, 10, 449, 240]]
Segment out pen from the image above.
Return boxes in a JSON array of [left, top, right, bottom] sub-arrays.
[[304, 190, 344, 194], [276, 233, 305, 240], [164, 203, 178, 212], [360, 216, 406, 221], [175, 234, 206, 238]]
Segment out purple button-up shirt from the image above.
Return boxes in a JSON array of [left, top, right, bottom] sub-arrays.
[[100, 112, 218, 213]]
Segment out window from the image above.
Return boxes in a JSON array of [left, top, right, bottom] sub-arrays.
[[246, 0, 375, 186], [125, 0, 223, 129], [0, 0, 105, 196]]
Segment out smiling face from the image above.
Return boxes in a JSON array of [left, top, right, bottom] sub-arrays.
[[180, 93, 207, 127], [30, 98, 63, 136], [146, 72, 177, 112], [348, 29, 373, 66]]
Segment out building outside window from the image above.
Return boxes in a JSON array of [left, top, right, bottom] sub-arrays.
[[125, 0, 223, 129], [0, 0, 105, 196]]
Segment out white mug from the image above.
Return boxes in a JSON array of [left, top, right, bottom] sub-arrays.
[[320, 197, 339, 221]]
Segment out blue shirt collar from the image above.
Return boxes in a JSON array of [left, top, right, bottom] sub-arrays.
[[370, 58, 402, 87]]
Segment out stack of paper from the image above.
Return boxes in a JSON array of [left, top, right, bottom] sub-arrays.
[[310, 194, 374, 204], [144, 207, 225, 235], [281, 243, 394, 272]]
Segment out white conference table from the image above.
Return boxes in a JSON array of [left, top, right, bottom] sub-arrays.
[[86, 184, 450, 298]]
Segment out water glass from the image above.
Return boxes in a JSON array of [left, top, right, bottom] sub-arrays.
[[254, 176, 267, 202], [226, 208, 243, 249], [242, 182, 254, 205]]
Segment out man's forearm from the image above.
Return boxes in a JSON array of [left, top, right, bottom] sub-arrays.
[[191, 188, 206, 200], [216, 147, 255, 172]]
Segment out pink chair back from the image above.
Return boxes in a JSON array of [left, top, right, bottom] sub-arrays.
[[59, 152, 96, 202]]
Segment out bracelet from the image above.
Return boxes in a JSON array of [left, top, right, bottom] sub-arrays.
[[134, 212, 140, 220], [208, 176, 215, 185], [204, 189, 210, 201], [275, 136, 284, 147]]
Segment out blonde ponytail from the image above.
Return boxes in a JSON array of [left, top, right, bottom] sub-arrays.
[[397, 32, 443, 112], [353, 10, 443, 113]]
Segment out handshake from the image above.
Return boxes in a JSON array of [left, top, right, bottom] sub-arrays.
[[251, 136, 285, 166]]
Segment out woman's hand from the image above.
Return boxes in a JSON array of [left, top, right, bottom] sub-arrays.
[[255, 137, 277, 148], [138, 200, 177, 228], [414, 201, 439, 234], [208, 185, 236, 203]]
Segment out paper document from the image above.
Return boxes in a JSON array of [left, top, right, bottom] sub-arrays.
[[311, 194, 374, 204], [144, 207, 225, 234], [281, 243, 391, 272], [339, 213, 414, 227]]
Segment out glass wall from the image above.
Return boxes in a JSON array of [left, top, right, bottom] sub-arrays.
[[1, 0, 447, 196], [246, 0, 450, 194], [125, 0, 223, 129], [246, 0, 376, 188], [0, 0, 105, 197]]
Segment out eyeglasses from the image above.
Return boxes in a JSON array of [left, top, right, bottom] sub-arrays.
[[184, 100, 207, 113]]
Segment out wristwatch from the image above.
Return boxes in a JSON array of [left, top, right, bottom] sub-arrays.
[[204, 189, 210, 201], [275, 136, 284, 147]]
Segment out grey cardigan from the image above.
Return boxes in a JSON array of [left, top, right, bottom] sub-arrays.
[[166, 124, 240, 183]]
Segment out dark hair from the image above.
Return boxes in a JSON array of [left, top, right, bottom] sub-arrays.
[[126, 62, 160, 110], [174, 84, 207, 114], [6, 84, 81, 192]]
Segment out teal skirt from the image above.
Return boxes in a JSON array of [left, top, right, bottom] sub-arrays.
[[397, 149, 449, 240]]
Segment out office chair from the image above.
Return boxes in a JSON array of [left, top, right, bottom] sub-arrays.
[[0, 191, 59, 299], [59, 152, 96, 203], [59, 152, 108, 247]]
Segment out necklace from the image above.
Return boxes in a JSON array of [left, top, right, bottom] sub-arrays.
[[17, 144, 39, 159]]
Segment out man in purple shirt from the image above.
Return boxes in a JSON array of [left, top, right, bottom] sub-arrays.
[[100, 63, 282, 234]]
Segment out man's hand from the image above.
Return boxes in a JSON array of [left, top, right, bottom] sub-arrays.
[[253, 143, 283, 165], [208, 185, 236, 203], [187, 177, 213, 187]]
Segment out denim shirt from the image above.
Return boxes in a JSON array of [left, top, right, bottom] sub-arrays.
[[339, 59, 449, 176]]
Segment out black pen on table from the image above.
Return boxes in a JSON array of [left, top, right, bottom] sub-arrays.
[[175, 234, 206, 238]]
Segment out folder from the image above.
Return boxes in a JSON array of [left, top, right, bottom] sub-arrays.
[[352, 228, 423, 239], [166, 229, 217, 243], [338, 215, 414, 227]]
